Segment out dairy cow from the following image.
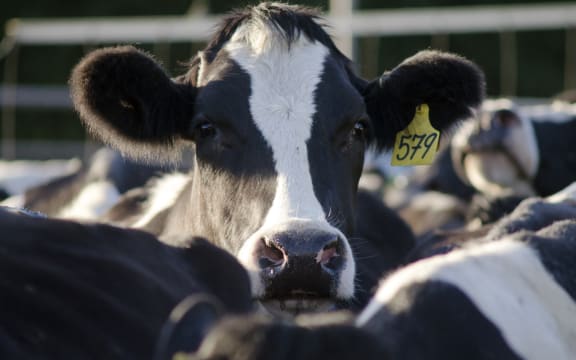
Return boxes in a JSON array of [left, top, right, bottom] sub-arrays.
[[0, 207, 252, 359], [356, 185, 576, 359], [70, 3, 484, 314], [452, 98, 576, 198]]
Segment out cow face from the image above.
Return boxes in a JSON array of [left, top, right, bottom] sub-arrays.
[[70, 3, 484, 314], [451, 99, 540, 198]]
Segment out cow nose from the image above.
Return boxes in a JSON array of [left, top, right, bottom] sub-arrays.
[[258, 232, 343, 273], [256, 230, 345, 299]]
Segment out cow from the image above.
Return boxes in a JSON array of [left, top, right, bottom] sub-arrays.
[[355, 184, 576, 359], [452, 98, 576, 199], [389, 97, 576, 236], [357, 218, 576, 359], [153, 187, 576, 360], [154, 296, 387, 360], [69, 3, 485, 315], [0, 207, 252, 360], [1, 147, 186, 220]]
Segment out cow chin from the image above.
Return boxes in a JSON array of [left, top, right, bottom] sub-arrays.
[[237, 221, 356, 317], [258, 298, 343, 318]]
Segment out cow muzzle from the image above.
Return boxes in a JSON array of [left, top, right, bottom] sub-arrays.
[[238, 223, 355, 317]]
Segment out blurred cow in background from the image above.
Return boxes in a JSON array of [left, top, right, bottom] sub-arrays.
[[1, 147, 187, 220], [389, 97, 576, 237]]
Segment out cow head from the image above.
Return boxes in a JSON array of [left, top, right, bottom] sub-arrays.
[[70, 3, 484, 315], [451, 99, 540, 198]]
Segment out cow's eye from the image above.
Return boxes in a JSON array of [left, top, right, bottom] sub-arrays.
[[351, 120, 368, 140], [195, 121, 218, 140]]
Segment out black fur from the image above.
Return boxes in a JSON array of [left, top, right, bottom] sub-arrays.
[[70, 46, 195, 161], [71, 7, 485, 159], [157, 304, 388, 360], [69, 2, 485, 309], [362, 50, 485, 149], [361, 281, 522, 360], [0, 209, 252, 359]]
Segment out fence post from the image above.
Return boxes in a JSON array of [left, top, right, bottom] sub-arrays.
[[565, 27, 576, 91], [329, 0, 357, 61], [1, 44, 18, 160], [499, 31, 517, 96]]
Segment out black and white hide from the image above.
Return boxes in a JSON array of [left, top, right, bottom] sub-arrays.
[[358, 186, 576, 360], [0, 208, 252, 360], [452, 98, 576, 198], [69, 3, 485, 315], [2, 147, 181, 220]]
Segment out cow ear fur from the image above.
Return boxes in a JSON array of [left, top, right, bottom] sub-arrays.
[[153, 294, 223, 360], [70, 46, 196, 162], [362, 50, 486, 150]]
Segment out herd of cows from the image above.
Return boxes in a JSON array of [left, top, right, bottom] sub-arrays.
[[1, 3, 576, 359]]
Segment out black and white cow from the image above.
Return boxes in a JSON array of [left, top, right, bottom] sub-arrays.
[[70, 3, 484, 314], [356, 185, 576, 358], [394, 97, 576, 234], [153, 187, 576, 359], [155, 300, 388, 360], [358, 217, 576, 359], [0, 207, 252, 359], [1, 147, 184, 220], [452, 98, 576, 198]]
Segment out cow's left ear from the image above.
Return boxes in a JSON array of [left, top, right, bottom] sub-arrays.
[[362, 50, 485, 150], [70, 46, 196, 161]]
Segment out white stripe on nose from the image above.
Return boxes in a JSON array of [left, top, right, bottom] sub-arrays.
[[228, 27, 355, 299], [226, 31, 328, 227]]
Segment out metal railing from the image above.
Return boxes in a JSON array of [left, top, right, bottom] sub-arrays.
[[2, 2, 576, 159]]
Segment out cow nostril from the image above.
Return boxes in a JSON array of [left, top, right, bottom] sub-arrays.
[[316, 240, 342, 271], [258, 237, 285, 269]]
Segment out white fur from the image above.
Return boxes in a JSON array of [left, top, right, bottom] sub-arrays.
[[546, 181, 576, 204], [228, 24, 355, 299], [57, 181, 120, 220], [133, 173, 190, 228], [1, 194, 25, 208], [453, 100, 541, 196], [482, 99, 540, 180], [357, 240, 576, 360]]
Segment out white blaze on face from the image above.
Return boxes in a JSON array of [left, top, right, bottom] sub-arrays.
[[228, 25, 355, 299], [357, 240, 576, 360]]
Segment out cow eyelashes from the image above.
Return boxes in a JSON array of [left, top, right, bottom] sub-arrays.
[[352, 120, 368, 139], [187, 115, 219, 142], [196, 122, 218, 140]]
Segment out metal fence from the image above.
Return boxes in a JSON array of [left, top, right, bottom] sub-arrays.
[[1, 2, 576, 159]]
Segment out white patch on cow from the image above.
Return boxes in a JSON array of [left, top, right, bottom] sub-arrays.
[[133, 173, 190, 228], [483, 99, 540, 180], [228, 23, 355, 299], [454, 99, 541, 196], [546, 181, 576, 204], [464, 153, 536, 197], [0, 158, 81, 195], [526, 101, 576, 123], [505, 113, 539, 180], [357, 239, 576, 360], [57, 181, 120, 220], [1, 194, 25, 208]]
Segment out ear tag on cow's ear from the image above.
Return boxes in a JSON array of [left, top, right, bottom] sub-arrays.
[[391, 104, 440, 166]]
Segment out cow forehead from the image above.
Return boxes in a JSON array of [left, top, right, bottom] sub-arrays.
[[223, 30, 329, 223]]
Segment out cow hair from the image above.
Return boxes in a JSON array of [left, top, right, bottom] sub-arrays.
[[70, 46, 195, 162], [202, 3, 348, 63], [363, 50, 486, 150]]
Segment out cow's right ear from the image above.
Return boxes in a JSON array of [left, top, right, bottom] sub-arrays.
[[70, 46, 196, 161]]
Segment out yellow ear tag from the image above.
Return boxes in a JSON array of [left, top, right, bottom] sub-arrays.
[[391, 104, 440, 166]]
